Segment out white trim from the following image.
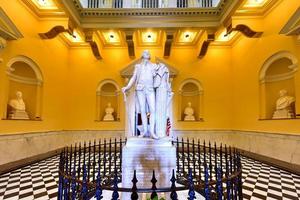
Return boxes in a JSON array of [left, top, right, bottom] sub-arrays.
[[259, 51, 298, 82], [179, 78, 204, 92], [6, 55, 44, 83], [96, 91, 120, 96], [262, 68, 298, 83], [96, 79, 120, 92], [7, 73, 42, 85]]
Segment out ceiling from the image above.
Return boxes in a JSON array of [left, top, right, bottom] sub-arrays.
[[5, 0, 282, 58]]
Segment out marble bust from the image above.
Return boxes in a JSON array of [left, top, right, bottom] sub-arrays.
[[8, 91, 29, 120], [272, 89, 295, 119], [184, 102, 196, 121], [103, 102, 114, 121]]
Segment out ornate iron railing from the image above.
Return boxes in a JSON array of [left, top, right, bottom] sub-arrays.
[[80, 0, 219, 9], [58, 138, 243, 199]]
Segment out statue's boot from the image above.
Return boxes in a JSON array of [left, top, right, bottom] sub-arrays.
[[151, 133, 159, 140], [138, 133, 145, 138]]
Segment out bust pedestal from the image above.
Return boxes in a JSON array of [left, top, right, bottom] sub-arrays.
[[8, 110, 29, 120], [122, 137, 176, 200]]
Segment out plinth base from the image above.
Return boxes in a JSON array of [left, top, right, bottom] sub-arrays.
[[122, 137, 176, 200]]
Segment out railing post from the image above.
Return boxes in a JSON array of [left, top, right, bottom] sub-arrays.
[[237, 152, 243, 200], [208, 142, 212, 181], [58, 152, 63, 200], [170, 169, 178, 200], [182, 138, 185, 175], [216, 167, 223, 200], [151, 170, 158, 199], [112, 171, 120, 200], [131, 170, 138, 200], [71, 168, 77, 200], [95, 167, 103, 200], [197, 139, 201, 182], [78, 142, 82, 180], [192, 139, 196, 177], [93, 140, 96, 182], [176, 137, 179, 175], [81, 164, 88, 200], [187, 138, 190, 172], [188, 169, 196, 200], [204, 165, 211, 200]]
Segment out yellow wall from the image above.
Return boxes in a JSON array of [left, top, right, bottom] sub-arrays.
[[0, 0, 69, 134], [65, 45, 233, 131], [231, 0, 300, 134]]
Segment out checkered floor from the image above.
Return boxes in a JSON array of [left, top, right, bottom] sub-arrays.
[[0, 155, 299, 199]]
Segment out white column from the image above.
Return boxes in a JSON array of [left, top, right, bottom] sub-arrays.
[[168, 0, 176, 7]]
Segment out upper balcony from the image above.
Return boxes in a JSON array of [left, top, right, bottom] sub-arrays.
[[60, 0, 241, 28], [79, 0, 221, 9]]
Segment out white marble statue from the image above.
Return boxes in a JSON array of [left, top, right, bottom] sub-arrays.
[[122, 50, 173, 139], [272, 89, 296, 119], [154, 63, 173, 138], [8, 91, 29, 120], [184, 102, 195, 121], [103, 102, 115, 121]]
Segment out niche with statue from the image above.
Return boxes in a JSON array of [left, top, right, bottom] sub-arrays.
[[5, 56, 43, 120], [96, 80, 120, 121], [178, 79, 203, 121], [259, 51, 298, 119]]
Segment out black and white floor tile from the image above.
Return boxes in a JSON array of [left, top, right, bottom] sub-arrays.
[[0, 155, 299, 199]]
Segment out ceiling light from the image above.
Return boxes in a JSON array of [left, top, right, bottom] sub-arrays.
[[34, 0, 57, 9], [244, 0, 266, 7], [179, 31, 195, 43], [141, 31, 157, 43]]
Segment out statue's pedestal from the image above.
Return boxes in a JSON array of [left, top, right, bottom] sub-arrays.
[[122, 137, 176, 200]]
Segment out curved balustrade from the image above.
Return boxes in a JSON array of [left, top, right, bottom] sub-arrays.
[[80, 0, 220, 9], [57, 138, 243, 199]]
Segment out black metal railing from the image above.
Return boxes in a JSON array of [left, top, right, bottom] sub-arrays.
[[58, 137, 243, 199]]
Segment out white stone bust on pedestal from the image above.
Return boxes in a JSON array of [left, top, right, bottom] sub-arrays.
[[272, 89, 296, 119], [8, 91, 29, 120], [184, 102, 195, 121], [103, 102, 115, 121]]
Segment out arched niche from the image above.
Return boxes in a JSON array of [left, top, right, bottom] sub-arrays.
[[178, 79, 203, 121], [5, 55, 43, 120], [96, 79, 120, 121], [259, 51, 298, 119]]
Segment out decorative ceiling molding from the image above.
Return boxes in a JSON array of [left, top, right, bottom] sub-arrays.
[[39, 25, 72, 39], [0, 7, 23, 40], [226, 24, 263, 38], [198, 33, 215, 59], [96, 30, 126, 48], [164, 31, 174, 58], [20, 0, 66, 18], [39, 19, 75, 39], [235, 0, 280, 16], [135, 30, 163, 47], [59, 0, 241, 29], [173, 29, 203, 47], [85, 30, 102, 60], [125, 31, 135, 58], [280, 7, 300, 36]]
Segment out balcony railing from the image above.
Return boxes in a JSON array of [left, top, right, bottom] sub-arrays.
[[80, 0, 220, 9]]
